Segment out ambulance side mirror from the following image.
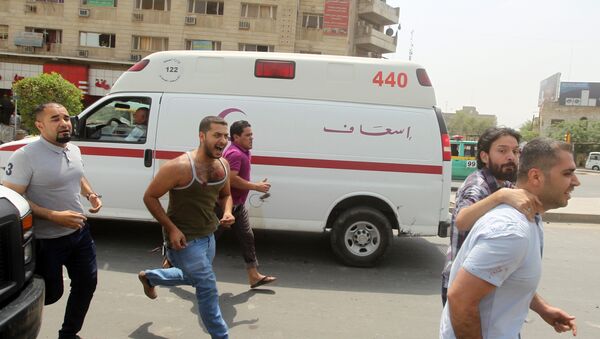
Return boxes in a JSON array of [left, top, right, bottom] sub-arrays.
[[70, 115, 80, 137]]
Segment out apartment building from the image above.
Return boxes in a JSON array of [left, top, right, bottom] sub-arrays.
[[0, 0, 399, 101]]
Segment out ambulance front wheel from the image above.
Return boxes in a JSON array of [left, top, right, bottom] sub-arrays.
[[330, 207, 392, 267]]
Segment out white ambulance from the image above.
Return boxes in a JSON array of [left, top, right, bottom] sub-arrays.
[[0, 51, 451, 266]]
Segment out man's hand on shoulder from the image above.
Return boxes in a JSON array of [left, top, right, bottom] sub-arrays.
[[497, 188, 542, 221]]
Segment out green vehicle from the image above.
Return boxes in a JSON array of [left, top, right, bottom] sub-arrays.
[[450, 138, 478, 181]]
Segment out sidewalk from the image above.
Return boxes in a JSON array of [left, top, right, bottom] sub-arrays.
[[449, 170, 600, 224]]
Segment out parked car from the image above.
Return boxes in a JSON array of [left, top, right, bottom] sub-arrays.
[[0, 185, 44, 339], [585, 152, 600, 171]]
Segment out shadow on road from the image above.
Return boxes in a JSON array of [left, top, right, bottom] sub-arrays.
[[91, 220, 446, 296]]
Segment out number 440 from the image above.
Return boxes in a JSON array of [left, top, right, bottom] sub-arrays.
[[372, 71, 408, 88]]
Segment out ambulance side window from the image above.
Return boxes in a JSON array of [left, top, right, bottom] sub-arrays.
[[79, 97, 151, 144]]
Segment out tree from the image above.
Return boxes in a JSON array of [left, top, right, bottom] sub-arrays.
[[12, 72, 83, 134], [446, 109, 497, 138], [518, 119, 540, 141], [546, 120, 600, 143]]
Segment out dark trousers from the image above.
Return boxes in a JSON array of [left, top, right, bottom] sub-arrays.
[[215, 204, 258, 268], [35, 223, 98, 339]]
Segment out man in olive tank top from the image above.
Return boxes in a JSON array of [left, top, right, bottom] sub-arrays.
[[138, 116, 235, 339]]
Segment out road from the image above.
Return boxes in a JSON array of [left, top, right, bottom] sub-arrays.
[[572, 169, 600, 197], [36, 220, 600, 339]]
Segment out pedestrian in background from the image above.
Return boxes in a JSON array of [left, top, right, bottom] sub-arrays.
[[216, 120, 276, 289], [2, 102, 102, 339]]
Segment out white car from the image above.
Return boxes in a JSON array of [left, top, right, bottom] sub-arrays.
[[585, 152, 600, 171]]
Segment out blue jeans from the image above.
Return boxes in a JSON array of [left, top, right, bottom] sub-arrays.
[[144, 235, 228, 339], [35, 223, 97, 339]]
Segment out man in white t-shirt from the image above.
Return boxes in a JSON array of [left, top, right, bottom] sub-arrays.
[[440, 137, 580, 338], [125, 107, 149, 142]]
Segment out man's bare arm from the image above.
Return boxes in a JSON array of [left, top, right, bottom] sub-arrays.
[[143, 159, 187, 249], [530, 293, 577, 336], [229, 169, 270, 193], [448, 268, 496, 339], [80, 176, 102, 213]]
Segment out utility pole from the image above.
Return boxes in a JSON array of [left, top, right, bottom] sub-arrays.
[[408, 30, 414, 61]]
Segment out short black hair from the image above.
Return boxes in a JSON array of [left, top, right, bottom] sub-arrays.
[[199, 116, 227, 133], [33, 102, 65, 120], [229, 120, 251, 140], [476, 127, 521, 169], [517, 137, 572, 181]]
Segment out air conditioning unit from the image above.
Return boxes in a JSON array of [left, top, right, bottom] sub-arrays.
[[130, 54, 142, 62], [23, 46, 35, 53], [78, 49, 89, 57], [79, 8, 90, 17], [239, 21, 250, 30], [132, 12, 144, 21], [24, 4, 37, 13], [185, 15, 196, 25]]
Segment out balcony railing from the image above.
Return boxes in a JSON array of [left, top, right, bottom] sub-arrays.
[[358, 0, 399, 26]]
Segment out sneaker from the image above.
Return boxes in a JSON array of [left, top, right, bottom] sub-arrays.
[[138, 271, 157, 299]]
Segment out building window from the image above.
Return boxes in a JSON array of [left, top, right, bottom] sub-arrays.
[[132, 36, 168, 51], [302, 14, 323, 29], [300, 51, 322, 54], [550, 119, 564, 126], [241, 3, 276, 19], [35, 0, 65, 3], [80, 32, 116, 48], [135, 0, 170, 11], [0, 25, 8, 41], [186, 40, 221, 50], [187, 1, 223, 15], [81, 0, 118, 6], [239, 43, 273, 52], [25, 27, 62, 44]]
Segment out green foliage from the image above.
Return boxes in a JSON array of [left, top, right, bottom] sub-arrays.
[[446, 109, 497, 138], [518, 119, 540, 141], [12, 72, 83, 134], [546, 120, 600, 143]]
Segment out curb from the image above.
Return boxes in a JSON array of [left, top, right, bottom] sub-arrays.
[[542, 213, 600, 224], [449, 207, 600, 225]]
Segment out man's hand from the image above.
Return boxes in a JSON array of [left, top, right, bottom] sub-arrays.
[[168, 228, 187, 250], [219, 212, 235, 228], [50, 210, 87, 229], [254, 178, 271, 193], [88, 195, 102, 213], [538, 305, 577, 336], [498, 188, 542, 221]]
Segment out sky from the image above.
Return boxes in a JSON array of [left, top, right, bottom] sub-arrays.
[[385, 0, 600, 128]]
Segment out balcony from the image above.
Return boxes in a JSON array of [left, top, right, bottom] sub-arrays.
[[357, 0, 399, 26], [354, 24, 397, 54], [78, 6, 117, 20], [24, 2, 64, 17]]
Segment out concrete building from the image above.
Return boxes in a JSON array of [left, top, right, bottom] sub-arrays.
[[0, 0, 399, 101], [538, 73, 600, 135]]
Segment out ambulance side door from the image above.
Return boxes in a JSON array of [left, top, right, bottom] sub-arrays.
[[73, 94, 161, 221]]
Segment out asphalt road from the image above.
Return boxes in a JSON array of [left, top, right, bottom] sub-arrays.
[[571, 169, 600, 197], [35, 220, 600, 339]]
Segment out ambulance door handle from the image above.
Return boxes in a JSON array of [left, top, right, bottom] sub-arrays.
[[144, 149, 153, 168]]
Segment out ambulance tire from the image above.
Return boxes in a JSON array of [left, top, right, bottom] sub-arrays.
[[593, 165, 599, 171], [330, 207, 392, 267]]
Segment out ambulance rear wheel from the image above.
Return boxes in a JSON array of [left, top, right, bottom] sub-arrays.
[[593, 165, 599, 171], [330, 207, 392, 267]]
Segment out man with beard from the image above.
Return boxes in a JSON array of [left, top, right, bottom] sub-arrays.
[[138, 116, 234, 339], [441, 127, 541, 305], [440, 137, 579, 338], [2, 103, 102, 339]]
